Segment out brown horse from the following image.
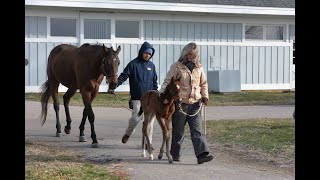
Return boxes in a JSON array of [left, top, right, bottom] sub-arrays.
[[138, 76, 181, 163], [40, 43, 121, 148]]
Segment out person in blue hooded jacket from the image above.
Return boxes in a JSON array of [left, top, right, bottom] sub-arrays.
[[113, 41, 158, 147]]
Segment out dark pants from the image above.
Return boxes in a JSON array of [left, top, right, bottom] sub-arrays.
[[170, 102, 210, 158]]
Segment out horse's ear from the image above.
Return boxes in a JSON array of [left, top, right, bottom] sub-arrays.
[[102, 44, 108, 53], [171, 75, 180, 83], [170, 77, 175, 83], [116, 45, 121, 54], [172, 75, 181, 86], [176, 75, 181, 82]]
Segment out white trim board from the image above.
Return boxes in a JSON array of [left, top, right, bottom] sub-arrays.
[[25, 0, 295, 16], [241, 84, 292, 90]]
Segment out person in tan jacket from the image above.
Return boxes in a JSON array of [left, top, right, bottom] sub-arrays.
[[159, 42, 214, 164]]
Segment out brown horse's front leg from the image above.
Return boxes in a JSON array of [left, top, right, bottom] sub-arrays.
[[81, 89, 99, 148], [157, 117, 166, 160], [86, 105, 98, 148], [79, 108, 88, 142]]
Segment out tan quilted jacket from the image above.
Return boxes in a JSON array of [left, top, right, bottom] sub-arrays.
[[159, 61, 209, 104]]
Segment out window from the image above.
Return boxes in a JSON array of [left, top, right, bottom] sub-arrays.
[[84, 19, 111, 39], [50, 18, 76, 37], [266, 26, 283, 40], [245, 25, 263, 40], [245, 24, 285, 41], [115, 20, 139, 38]]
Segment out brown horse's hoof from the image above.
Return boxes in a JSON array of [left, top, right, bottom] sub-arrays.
[[56, 133, 62, 137], [158, 154, 163, 159], [169, 159, 173, 164], [91, 143, 99, 148], [79, 136, 87, 142], [64, 127, 71, 134]]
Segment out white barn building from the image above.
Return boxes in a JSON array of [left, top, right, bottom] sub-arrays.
[[25, 0, 295, 92]]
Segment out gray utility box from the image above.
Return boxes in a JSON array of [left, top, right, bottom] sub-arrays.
[[207, 70, 241, 93]]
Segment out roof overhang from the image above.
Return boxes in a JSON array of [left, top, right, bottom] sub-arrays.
[[25, 0, 295, 16]]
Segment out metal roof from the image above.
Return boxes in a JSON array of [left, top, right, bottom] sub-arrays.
[[127, 0, 295, 8], [25, 0, 295, 16]]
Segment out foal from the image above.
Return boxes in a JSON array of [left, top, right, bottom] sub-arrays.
[[138, 77, 180, 163]]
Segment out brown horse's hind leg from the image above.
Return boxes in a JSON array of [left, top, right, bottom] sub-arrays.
[[50, 82, 61, 137], [63, 88, 77, 134], [141, 128, 146, 157]]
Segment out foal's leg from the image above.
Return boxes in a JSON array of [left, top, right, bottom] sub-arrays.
[[141, 125, 146, 158], [142, 113, 153, 160], [80, 90, 99, 148], [50, 83, 61, 137], [157, 116, 170, 161], [165, 116, 173, 163], [63, 88, 77, 134]]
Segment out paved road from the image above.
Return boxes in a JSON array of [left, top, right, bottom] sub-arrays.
[[25, 101, 295, 180]]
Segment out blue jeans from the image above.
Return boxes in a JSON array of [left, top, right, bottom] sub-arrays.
[[170, 101, 210, 158]]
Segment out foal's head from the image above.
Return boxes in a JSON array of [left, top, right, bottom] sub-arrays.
[[101, 44, 121, 90], [162, 76, 181, 104]]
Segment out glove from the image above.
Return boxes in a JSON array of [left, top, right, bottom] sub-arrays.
[[128, 98, 133, 109], [107, 89, 115, 94], [201, 97, 208, 106]]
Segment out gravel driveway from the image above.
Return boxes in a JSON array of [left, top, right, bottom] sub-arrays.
[[25, 100, 295, 180]]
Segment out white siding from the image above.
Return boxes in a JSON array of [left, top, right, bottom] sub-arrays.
[[25, 8, 294, 92]]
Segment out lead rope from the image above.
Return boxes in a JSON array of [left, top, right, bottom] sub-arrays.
[[178, 102, 204, 117], [112, 93, 134, 112], [178, 102, 206, 136]]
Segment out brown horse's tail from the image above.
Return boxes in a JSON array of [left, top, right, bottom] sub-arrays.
[[138, 106, 143, 116], [40, 80, 51, 126]]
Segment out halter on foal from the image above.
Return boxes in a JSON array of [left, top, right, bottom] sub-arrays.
[[138, 76, 181, 163], [40, 43, 121, 148]]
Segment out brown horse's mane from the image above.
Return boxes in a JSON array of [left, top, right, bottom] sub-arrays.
[[79, 43, 106, 59]]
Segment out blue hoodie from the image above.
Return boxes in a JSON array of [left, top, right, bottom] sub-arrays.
[[117, 42, 158, 100]]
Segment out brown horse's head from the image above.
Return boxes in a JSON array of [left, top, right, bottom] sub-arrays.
[[101, 44, 121, 90], [163, 76, 181, 104]]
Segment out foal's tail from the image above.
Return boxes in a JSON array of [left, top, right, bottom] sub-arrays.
[[138, 106, 143, 116], [40, 80, 51, 126]]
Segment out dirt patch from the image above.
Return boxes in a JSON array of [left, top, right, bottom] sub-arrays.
[[210, 143, 295, 176]]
